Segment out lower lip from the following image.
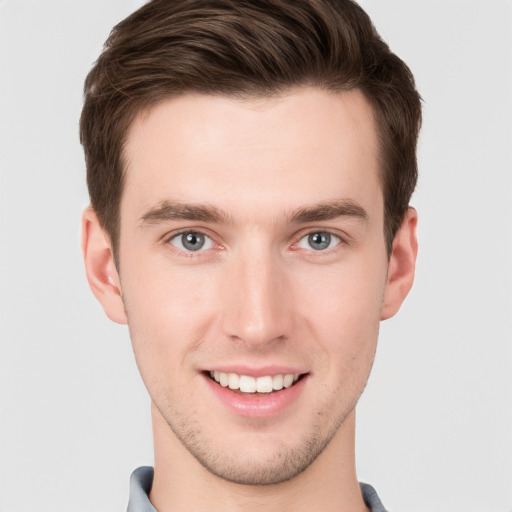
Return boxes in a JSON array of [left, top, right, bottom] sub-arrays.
[[204, 374, 308, 418]]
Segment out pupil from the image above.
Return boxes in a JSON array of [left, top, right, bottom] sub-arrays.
[[309, 232, 330, 250], [183, 232, 204, 251]]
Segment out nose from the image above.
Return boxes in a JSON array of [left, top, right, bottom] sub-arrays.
[[220, 246, 291, 348]]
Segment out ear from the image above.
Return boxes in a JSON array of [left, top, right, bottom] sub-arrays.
[[380, 207, 418, 320], [81, 207, 128, 324]]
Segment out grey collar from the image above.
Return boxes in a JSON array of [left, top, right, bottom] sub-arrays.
[[127, 466, 388, 512]]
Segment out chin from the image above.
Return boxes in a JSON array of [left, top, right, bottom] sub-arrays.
[[193, 444, 324, 486], [167, 412, 345, 486]]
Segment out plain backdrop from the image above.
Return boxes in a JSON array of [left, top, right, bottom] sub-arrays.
[[1, 1, 511, 511]]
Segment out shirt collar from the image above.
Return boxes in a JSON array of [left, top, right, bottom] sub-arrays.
[[127, 466, 157, 512], [127, 466, 387, 512]]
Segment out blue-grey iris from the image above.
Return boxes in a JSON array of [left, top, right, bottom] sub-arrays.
[[182, 232, 205, 251], [308, 232, 331, 250]]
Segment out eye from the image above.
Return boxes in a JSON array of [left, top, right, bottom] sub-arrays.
[[169, 231, 214, 252], [297, 231, 341, 251]]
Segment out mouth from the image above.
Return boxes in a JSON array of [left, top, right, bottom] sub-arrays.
[[204, 368, 309, 417], [207, 370, 305, 394]]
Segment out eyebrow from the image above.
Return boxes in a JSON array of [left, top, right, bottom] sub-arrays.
[[139, 198, 368, 226], [140, 201, 233, 225], [289, 199, 369, 224]]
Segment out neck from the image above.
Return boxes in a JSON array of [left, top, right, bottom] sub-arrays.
[[149, 404, 369, 512]]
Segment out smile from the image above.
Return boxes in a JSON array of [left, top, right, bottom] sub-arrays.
[[209, 371, 301, 393], [204, 368, 309, 417]]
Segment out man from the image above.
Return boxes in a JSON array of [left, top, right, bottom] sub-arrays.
[[80, 0, 421, 510]]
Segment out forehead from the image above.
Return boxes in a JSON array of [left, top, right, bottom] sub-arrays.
[[121, 87, 381, 223]]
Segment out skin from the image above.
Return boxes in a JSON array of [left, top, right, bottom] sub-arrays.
[[82, 87, 417, 512]]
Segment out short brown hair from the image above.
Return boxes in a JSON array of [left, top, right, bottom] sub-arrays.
[[80, 0, 421, 257]]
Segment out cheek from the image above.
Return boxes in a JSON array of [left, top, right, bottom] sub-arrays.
[[120, 259, 220, 375], [295, 257, 386, 333], [291, 256, 386, 376]]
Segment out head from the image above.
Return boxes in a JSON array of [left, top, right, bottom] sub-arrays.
[[80, 0, 421, 491], [80, 0, 421, 262]]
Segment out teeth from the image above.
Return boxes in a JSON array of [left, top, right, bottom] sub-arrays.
[[283, 374, 294, 388], [256, 376, 273, 393], [210, 371, 301, 393], [239, 375, 256, 393], [228, 373, 240, 390], [272, 374, 284, 390]]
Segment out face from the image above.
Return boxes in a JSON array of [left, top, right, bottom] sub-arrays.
[[84, 87, 416, 485]]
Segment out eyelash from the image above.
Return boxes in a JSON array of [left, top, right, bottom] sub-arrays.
[[163, 229, 346, 256], [293, 231, 343, 252], [164, 230, 220, 256]]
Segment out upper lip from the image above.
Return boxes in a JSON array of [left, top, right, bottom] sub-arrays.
[[203, 365, 308, 377]]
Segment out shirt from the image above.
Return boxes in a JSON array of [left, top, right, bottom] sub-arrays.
[[127, 466, 388, 512], [128, 467, 157, 512]]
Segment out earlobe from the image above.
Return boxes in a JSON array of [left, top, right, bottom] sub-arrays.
[[380, 207, 418, 320], [81, 207, 128, 324]]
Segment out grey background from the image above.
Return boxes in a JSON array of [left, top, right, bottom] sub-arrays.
[[1, 1, 511, 511]]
